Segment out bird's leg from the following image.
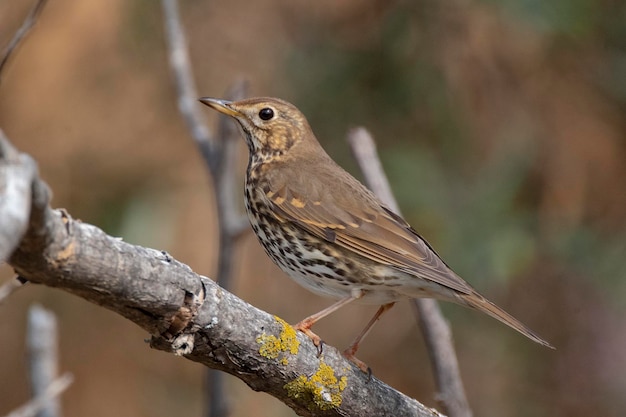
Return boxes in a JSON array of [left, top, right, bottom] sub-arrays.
[[293, 295, 359, 355], [343, 302, 395, 373]]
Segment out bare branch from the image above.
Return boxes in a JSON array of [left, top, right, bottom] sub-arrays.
[[411, 299, 470, 417], [347, 128, 401, 213], [27, 305, 61, 417], [161, 0, 214, 164], [2, 134, 445, 417], [214, 80, 251, 242], [3, 374, 73, 417], [347, 127, 471, 417], [0, 277, 28, 304], [0, 0, 49, 84]]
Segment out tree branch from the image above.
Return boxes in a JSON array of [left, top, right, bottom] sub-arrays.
[[0, 0, 49, 84], [0, 276, 28, 304], [2, 133, 444, 417], [3, 374, 73, 417], [161, 0, 214, 163], [27, 305, 61, 417], [347, 127, 471, 417]]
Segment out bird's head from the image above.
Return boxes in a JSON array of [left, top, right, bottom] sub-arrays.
[[199, 97, 315, 161]]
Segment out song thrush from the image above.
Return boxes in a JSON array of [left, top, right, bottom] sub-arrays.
[[199, 96, 553, 372]]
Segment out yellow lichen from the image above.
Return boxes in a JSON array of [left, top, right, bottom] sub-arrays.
[[256, 316, 300, 365], [284, 359, 348, 411]]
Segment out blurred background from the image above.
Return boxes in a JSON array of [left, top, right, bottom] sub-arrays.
[[1, 0, 625, 416]]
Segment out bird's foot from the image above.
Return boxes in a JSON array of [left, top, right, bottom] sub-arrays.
[[342, 348, 372, 377], [293, 320, 324, 357]]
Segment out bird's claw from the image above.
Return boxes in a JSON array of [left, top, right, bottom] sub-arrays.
[[293, 322, 325, 356], [342, 349, 372, 378], [315, 340, 325, 357]]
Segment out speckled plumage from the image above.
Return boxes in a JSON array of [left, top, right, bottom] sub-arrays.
[[200, 96, 552, 371]]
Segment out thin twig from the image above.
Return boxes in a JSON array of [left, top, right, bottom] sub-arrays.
[[214, 80, 251, 241], [3, 374, 73, 417], [0, 0, 49, 84], [27, 305, 61, 417], [0, 277, 28, 304], [347, 127, 472, 417], [213, 79, 249, 288], [412, 298, 470, 417], [161, 0, 214, 163]]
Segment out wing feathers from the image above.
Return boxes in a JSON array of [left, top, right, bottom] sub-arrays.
[[265, 180, 473, 294]]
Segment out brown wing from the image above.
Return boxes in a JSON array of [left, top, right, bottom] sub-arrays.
[[261, 167, 473, 295]]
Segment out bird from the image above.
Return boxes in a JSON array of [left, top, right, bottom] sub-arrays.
[[199, 96, 553, 372]]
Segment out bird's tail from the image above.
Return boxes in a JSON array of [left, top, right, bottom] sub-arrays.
[[458, 292, 554, 349]]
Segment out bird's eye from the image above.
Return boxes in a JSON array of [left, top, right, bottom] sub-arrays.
[[259, 108, 274, 121]]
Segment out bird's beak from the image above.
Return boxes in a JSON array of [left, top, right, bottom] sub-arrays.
[[198, 97, 241, 117]]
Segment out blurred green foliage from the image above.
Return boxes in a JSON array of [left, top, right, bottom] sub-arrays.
[[494, 0, 601, 37]]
